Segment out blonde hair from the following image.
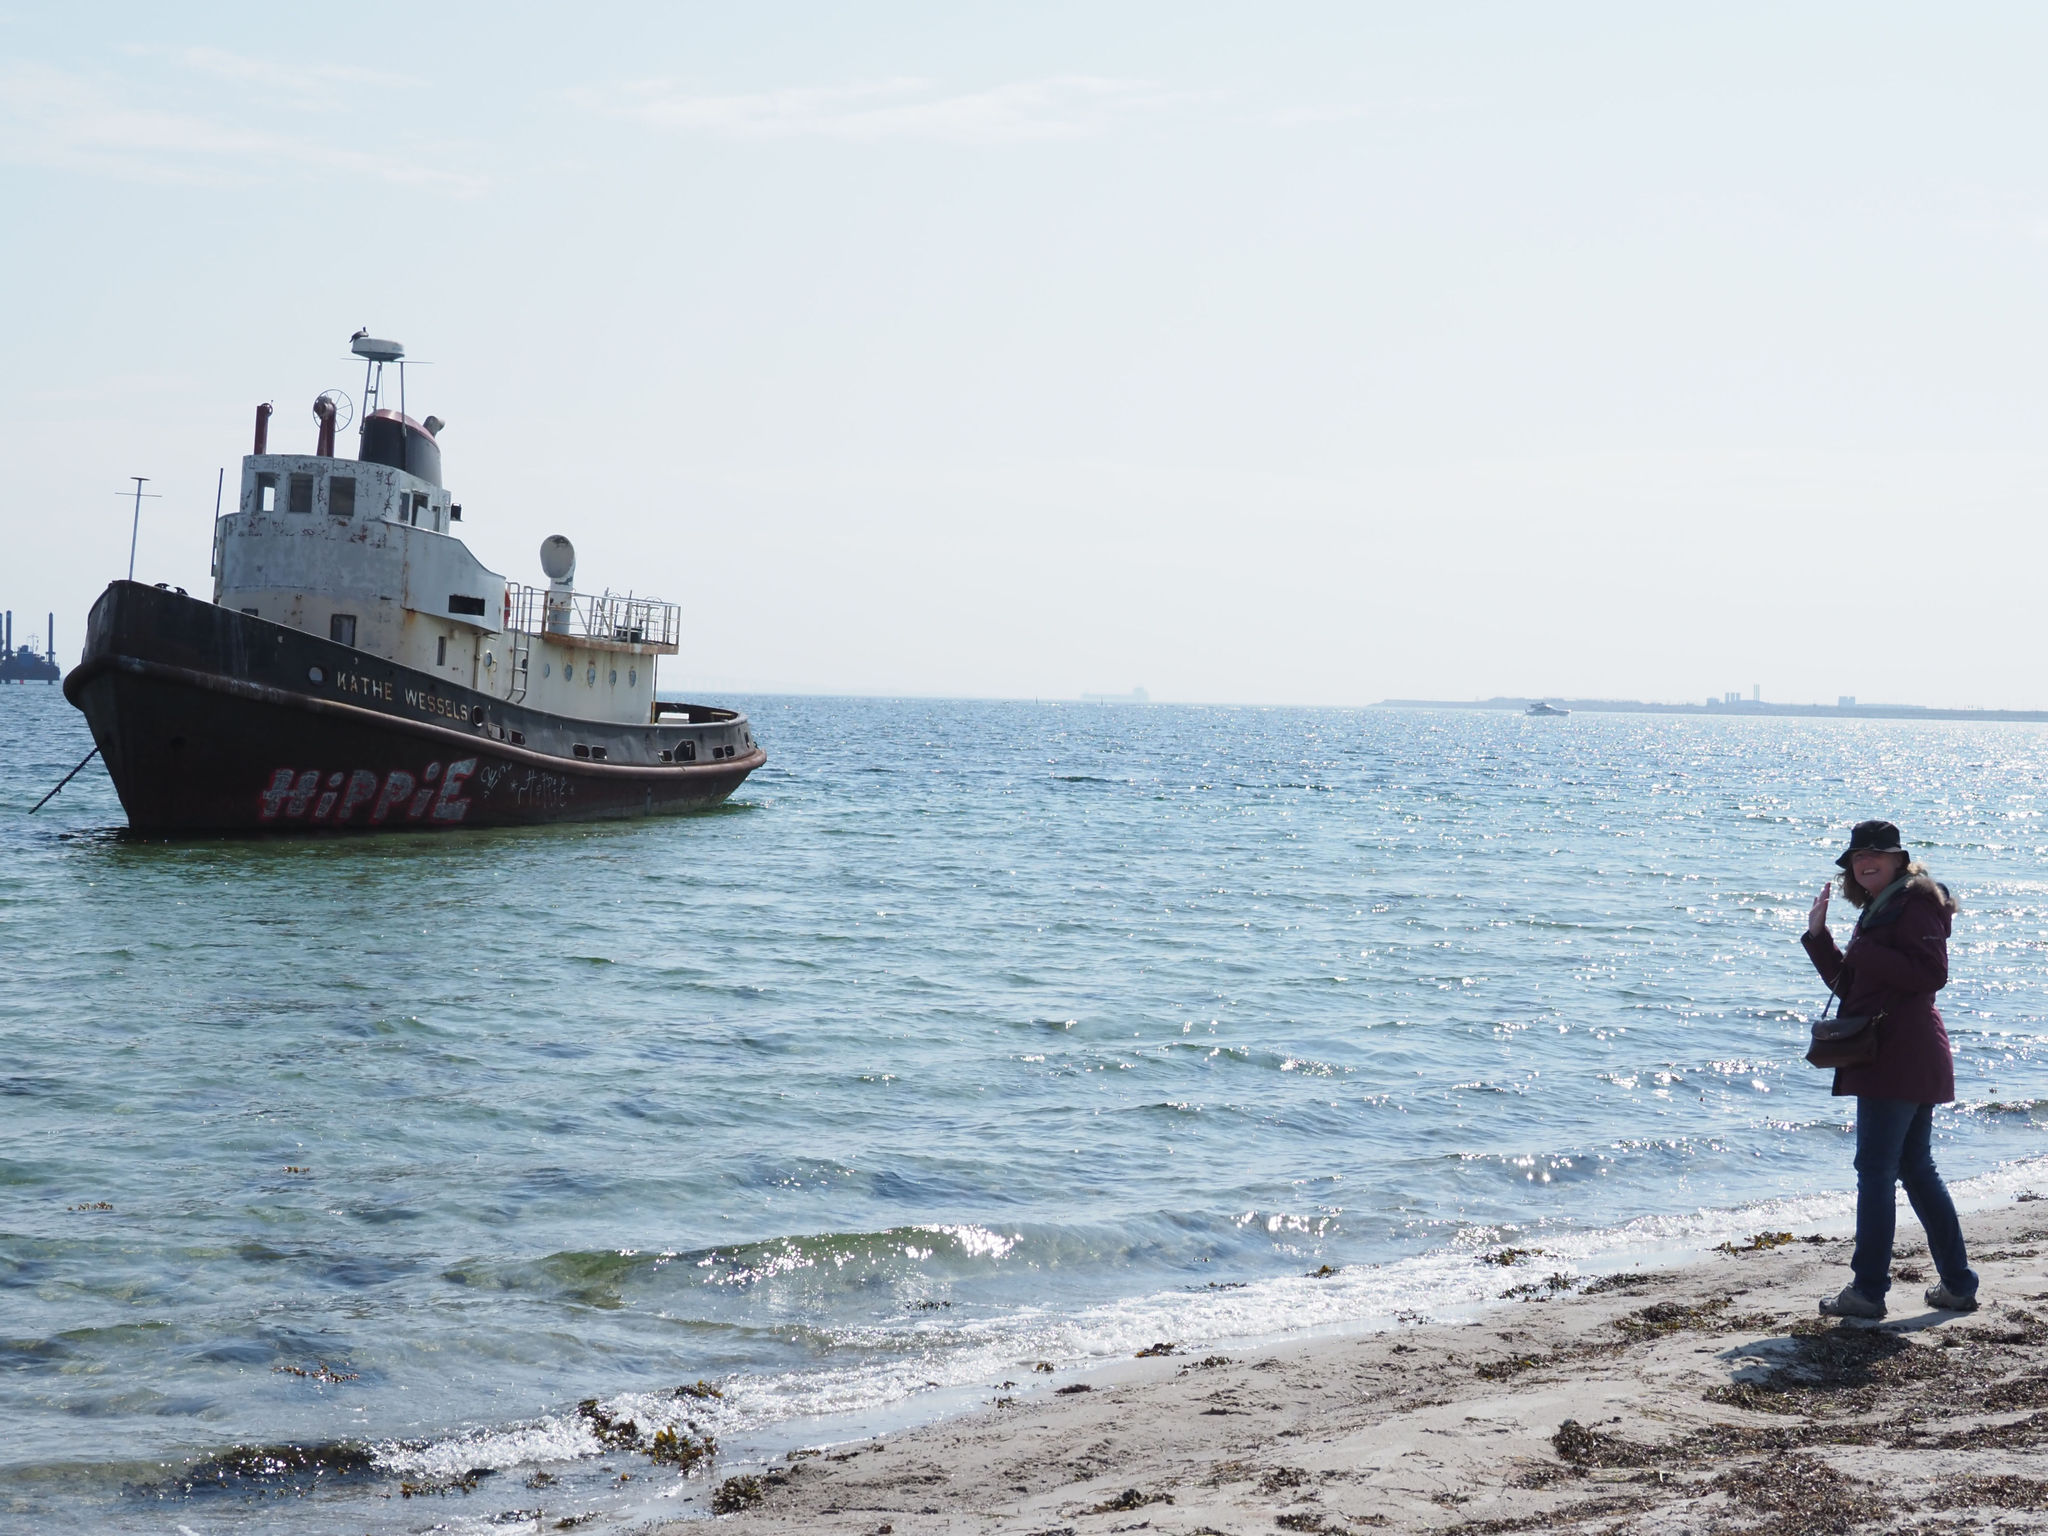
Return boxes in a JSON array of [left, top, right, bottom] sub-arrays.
[[1839, 856, 1926, 910]]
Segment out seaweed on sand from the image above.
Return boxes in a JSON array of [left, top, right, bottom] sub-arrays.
[[1950, 1307, 2048, 1348], [1089, 1487, 1173, 1512], [712, 1473, 767, 1513], [1932, 1474, 2048, 1510], [1475, 1353, 1548, 1381], [1613, 1296, 1733, 1340], [1712, 1453, 1890, 1533], [1705, 1324, 1946, 1418], [1500, 1272, 1576, 1300], [1980, 1369, 2048, 1412], [1578, 1270, 1679, 1295], [1444, 1500, 1644, 1534], [1716, 1231, 1799, 1254], [1551, 1419, 1660, 1469], [1917, 1410, 2048, 1451]]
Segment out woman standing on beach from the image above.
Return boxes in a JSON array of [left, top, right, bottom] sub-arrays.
[[1802, 819, 1979, 1319]]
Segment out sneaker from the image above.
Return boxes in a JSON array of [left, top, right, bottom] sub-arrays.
[[1924, 1282, 1979, 1312], [1819, 1285, 1886, 1320]]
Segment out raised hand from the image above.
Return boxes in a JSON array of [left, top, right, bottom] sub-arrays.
[[1807, 881, 1831, 937]]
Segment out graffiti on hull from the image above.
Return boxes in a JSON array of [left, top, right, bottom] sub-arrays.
[[258, 758, 478, 824], [473, 759, 574, 813]]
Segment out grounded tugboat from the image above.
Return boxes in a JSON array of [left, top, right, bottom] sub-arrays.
[[65, 333, 764, 833]]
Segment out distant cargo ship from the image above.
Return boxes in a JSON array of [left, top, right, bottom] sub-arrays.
[[64, 331, 764, 833], [0, 612, 61, 683]]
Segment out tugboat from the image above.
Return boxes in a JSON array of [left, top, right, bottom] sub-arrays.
[[0, 612, 62, 683], [64, 332, 764, 833]]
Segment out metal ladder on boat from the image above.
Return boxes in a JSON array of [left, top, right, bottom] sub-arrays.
[[505, 586, 533, 704]]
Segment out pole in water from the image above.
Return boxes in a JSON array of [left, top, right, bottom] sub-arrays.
[[30, 746, 100, 813], [121, 477, 161, 582]]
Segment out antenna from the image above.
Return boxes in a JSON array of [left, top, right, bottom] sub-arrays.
[[117, 477, 162, 581]]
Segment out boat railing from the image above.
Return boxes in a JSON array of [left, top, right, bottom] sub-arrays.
[[504, 585, 681, 653]]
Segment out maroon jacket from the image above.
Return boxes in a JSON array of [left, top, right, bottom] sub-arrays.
[[1799, 874, 1957, 1102]]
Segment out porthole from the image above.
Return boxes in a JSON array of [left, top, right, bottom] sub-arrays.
[[573, 743, 590, 759], [627, 668, 637, 687], [608, 669, 617, 687], [307, 666, 324, 684], [660, 749, 673, 762], [542, 662, 551, 679], [586, 665, 596, 685]]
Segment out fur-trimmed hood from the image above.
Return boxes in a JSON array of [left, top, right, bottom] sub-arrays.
[[1858, 868, 1957, 931]]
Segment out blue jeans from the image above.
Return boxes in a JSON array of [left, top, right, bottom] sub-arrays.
[[1852, 1098, 1977, 1303]]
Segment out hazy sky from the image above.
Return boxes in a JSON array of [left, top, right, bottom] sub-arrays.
[[3, 4, 2043, 706]]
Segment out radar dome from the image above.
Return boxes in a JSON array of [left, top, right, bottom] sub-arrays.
[[540, 536, 577, 583]]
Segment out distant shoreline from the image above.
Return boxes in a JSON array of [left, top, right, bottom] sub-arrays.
[[1380, 696, 2048, 723]]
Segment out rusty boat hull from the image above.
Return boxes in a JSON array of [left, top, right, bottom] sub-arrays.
[[65, 582, 765, 835]]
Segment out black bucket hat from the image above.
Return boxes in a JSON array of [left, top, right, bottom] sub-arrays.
[[1835, 819, 1908, 870]]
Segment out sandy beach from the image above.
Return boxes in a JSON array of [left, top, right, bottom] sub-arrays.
[[668, 1196, 2048, 1534]]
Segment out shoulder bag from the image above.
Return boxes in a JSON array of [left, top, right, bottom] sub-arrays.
[[1806, 969, 1883, 1070]]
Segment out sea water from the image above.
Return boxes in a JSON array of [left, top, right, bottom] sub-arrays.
[[2, 685, 2044, 1533]]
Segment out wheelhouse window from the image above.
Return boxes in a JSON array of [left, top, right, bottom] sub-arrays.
[[436, 636, 448, 666], [329, 476, 355, 517], [288, 473, 314, 514], [330, 614, 357, 646], [256, 473, 277, 512]]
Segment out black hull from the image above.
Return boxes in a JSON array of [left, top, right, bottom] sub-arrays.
[[64, 583, 765, 835]]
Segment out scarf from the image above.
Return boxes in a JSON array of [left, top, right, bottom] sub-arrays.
[[1854, 873, 1913, 933]]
